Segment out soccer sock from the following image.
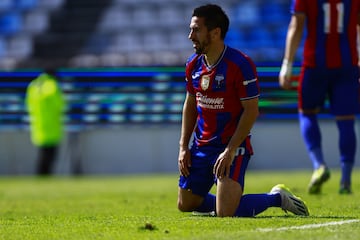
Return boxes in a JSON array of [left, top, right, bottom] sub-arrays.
[[234, 193, 281, 217], [299, 113, 324, 169], [336, 119, 356, 185], [195, 193, 216, 212], [341, 162, 353, 186]]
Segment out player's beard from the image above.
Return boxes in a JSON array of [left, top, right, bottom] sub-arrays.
[[194, 34, 211, 54]]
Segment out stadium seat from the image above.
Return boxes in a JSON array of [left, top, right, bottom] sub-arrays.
[[150, 103, 166, 113], [142, 30, 170, 51], [83, 114, 99, 123], [131, 102, 148, 114], [68, 54, 99, 67], [0, 0, 12, 12], [99, 53, 127, 67], [260, 1, 290, 25], [97, 6, 133, 32], [126, 52, 153, 66], [107, 31, 143, 53], [108, 104, 127, 113], [108, 114, 126, 123], [7, 35, 33, 59], [0, 12, 22, 36], [273, 26, 288, 48], [23, 10, 49, 34], [169, 30, 191, 51], [129, 114, 146, 123], [132, 5, 158, 28], [83, 34, 109, 54], [0, 37, 7, 57], [169, 103, 183, 113], [247, 28, 273, 48], [157, 4, 186, 27], [231, 2, 260, 27], [225, 28, 248, 49], [14, 0, 38, 11], [37, 0, 64, 10], [148, 113, 166, 123], [84, 103, 101, 113]]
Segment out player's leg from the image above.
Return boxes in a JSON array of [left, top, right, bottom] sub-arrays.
[[216, 154, 307, 217], [177, 147, 216, 213], [216, 153, 248, 217], [331, 66, 358, 194], [299, 111, 324, 170], [37, 145, 57, 175], [216, 177, 242, 217], [177, 187, 213, 212], [336, 117, 356, 194], [216, 154, 279, 217], [299, 111, 330, 194], [298, 67, 330, 194]]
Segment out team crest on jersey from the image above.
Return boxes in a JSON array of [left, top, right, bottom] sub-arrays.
[[215, 74, 224, 88], [201, 75, 210, 90]]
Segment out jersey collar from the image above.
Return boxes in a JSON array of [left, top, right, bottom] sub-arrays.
[[202, 45, 227, 70]]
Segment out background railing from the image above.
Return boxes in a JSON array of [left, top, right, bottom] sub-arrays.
[[0, 66, 317, 130]]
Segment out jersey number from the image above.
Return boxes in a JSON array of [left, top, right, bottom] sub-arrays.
[[323, 2, 344, 33]]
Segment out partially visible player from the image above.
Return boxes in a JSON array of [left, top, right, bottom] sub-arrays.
[[26, 67, 66, 175], [279, 0, 360, 194], [177, 4, 309, 217]]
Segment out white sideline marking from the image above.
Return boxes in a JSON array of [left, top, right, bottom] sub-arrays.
[[257, 219, 359, 232]]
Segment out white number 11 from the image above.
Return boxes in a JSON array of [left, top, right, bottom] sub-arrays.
[[323, 2, 344, 33]]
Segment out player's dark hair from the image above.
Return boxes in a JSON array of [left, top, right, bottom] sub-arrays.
[[192, 4, 229, 39]]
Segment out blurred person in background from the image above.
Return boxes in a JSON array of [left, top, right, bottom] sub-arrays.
[[177, 4, 309, 217], [26, 67, 66, 176], [279, 0, 360, 194]]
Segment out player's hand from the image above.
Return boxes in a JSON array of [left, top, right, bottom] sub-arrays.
[[178, 147, 191, 177], [279, 59, 293, 90], [279, 75, 294, 90], [213, 149, 235, 179]]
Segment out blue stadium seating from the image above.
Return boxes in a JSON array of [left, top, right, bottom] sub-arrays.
[[0, 37, 6, 57], [14, 0, 38, 11], [0, 12, 22, 36], [0, 0, 296, 67], [0, 0, 12, 12]]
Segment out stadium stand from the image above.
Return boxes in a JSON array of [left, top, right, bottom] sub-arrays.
[[0, 0, 301, 127], [0, 0, 294, 68]]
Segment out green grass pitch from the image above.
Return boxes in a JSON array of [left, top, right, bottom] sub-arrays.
[[0, 169, 359, 240]]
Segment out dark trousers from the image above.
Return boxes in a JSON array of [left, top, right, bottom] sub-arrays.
[[37, 145, 58, 175]]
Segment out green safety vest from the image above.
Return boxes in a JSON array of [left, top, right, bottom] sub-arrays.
[[25, 73, 65, 146]]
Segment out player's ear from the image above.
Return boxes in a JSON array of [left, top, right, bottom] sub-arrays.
[[210, 27, 221, 40]]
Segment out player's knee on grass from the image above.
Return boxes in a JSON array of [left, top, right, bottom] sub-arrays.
[[177, 188, 204, 212]]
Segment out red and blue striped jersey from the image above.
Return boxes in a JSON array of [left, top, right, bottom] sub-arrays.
[[291, 0, 360, 68], [185, 46, 260, 148]]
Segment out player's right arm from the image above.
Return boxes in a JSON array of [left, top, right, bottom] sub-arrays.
[[279, 12, 305, 90], [178, 93, 197, 177]]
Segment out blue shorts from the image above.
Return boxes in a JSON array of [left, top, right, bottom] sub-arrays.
[[178, 145, 250, 197], [299, 66, 359, 115]]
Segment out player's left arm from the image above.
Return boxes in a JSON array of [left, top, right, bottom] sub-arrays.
[[213, 97, 259, 179]]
